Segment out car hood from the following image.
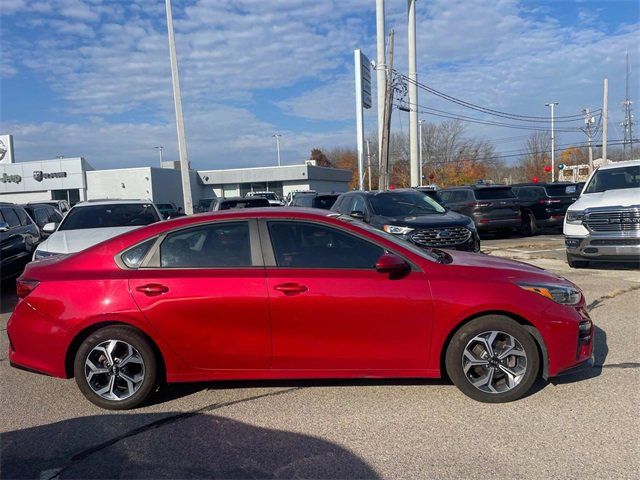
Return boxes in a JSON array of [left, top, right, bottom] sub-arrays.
[[569, 187, 640, 211], [36, 226, 142, 254], [444, 250, 571, 285], [374, 210, 471, 228]]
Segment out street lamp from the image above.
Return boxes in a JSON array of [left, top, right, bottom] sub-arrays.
[[154, 146, 164, 168], [272, 134, 282, 167]]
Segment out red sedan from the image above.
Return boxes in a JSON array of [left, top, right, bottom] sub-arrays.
[[7, 209, 594, 409]]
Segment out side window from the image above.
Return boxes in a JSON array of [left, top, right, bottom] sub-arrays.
[[352, 196, 366, 213], [160, 221, 251, 268], [338, 196, 355, 214], [15, 208, 31, 226], [1, 208, 21, 228], [34, 208, 49, 227], [295, 196, 314, 208], [449, 191, 467, 203], [49, 208, 63, 223], [121, 238, 157, 269], [439, 191, 451, 202], [268, 221, 384, 269]]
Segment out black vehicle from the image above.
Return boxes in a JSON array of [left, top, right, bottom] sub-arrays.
[[331, 190, 480, 251], [0, 203, 40, 281], [291, 192, 340, 210], [21, 203, 63, 238], [439, 185, 521, 234], [156, 202, 179, 219], [511, 182, 580, 235], [209, 196, 271, 211], [195, 198, 216, 213], [30, 200, 70, 214], [413, 186, 446, 205]]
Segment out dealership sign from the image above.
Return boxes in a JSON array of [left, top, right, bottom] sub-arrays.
[[33, 170, 68, 182], [0, 135, 15, 164], [1, 173, 22, 184]]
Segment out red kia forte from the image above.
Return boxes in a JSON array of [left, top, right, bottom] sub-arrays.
[[7, 209, 594, 409]]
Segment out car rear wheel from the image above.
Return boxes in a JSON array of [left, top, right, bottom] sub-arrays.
[[567, 253, 589, 268], [520, 211, 537, 237], [74, 326, 157, 410], [445, 316, 540, 403]]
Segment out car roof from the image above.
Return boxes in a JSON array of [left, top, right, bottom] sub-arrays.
[[72, 199, 154, 207], [597, 159, 640, 170], [511, 182, 578, 187], [440, 184, 511, 190]]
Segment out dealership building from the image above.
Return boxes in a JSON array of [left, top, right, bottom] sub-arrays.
[[0, 138, 352, 207]]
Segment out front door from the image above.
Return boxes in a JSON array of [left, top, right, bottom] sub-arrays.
[[262, 220, 433, 371], [129, 220, 270, 370]]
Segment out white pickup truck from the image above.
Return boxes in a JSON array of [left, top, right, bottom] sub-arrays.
[[563, 159, 640, 268]]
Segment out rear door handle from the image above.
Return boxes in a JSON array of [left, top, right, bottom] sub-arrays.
[[135, 284, 169, 296], [274, 283, 308, 295]]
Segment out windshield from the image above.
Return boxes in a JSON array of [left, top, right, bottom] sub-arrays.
[[337, 215, 439, 262], [584, 165, 640, 193], [251, 192, 277, 200], [58, 203, 160, 231], [475, 188, 515, 200], [219, 199, 269, 209], [369, 191, 446, 217]]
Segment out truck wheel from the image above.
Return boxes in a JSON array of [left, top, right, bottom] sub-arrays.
[[567, 253, 589, 268]]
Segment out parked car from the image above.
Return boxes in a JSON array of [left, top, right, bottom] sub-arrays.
[[564, 159, 640, 268], [285, 190, 317, 206], [156, 202, 179, 219], [331, 190, 480, 251], [21, 203, 63, 239], [0, 203, 40, 281], [8, 208, 593, 409], [32, 199, 162, 260], [439, 185, 521, 234], [290, 192, 340, 210], [31, 200, 70, 214], [209, 197, 270, 211], [195, 198, 216, 213], [413, 186, 446, 205], [511, 182, 580, 235], [246, 191, 284, 206]]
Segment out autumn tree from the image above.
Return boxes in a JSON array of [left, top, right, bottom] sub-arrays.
[[517, 132, 551, 181], [309, 148, 333, 167]]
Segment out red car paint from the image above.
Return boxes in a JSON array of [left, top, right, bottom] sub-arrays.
[[7, 209, 592, 384]]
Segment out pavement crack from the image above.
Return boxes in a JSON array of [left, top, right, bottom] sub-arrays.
[[586, 284, 640, 311], [44, 386, 302, 480], [596, 362, 640, 369]]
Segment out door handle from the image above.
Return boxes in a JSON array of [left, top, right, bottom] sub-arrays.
[[135, 284, 169, 296], [274, 283, 308, 295]]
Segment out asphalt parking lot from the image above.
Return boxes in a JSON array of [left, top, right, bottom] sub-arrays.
[[1, 235, 639, 479]]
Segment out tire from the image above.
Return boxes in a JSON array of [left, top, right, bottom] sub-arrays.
[[74, 325, 158, 410], [520, 212, 537, 237], [566, 253, 589, 269], [445, 315, 540, 403]]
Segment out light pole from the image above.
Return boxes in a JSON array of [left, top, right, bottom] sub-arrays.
[[154, 146, 164, 167], [273, 134, 282, 166], [418, 119, 424, 186], [545, 102, 558, 182], [408, 0, 419, 187]]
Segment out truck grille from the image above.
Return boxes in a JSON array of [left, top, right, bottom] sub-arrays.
[[584, 209, 640, 232], [411, 227, 472, 247]]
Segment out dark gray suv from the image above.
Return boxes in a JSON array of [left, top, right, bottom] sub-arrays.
[[0, 203, 40, 281]]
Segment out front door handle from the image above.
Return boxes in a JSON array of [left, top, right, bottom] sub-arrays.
[[135, 284, 169, 296], [274, 283, 308, 295]]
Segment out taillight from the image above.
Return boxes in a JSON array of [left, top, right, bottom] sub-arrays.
[[539, 199, 561, 205], [467, 201, 492, 207], [16, 278, 39, 299]]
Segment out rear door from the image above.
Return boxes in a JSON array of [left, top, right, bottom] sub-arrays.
[[129, 219, 271, 370]]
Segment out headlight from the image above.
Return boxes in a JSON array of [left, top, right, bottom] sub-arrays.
[[34, 250, 60, 261], [518, 283, 582, 305], [465, 217, 477, 230], [566, 210, 585, 224], [383, 225, 414, 235]]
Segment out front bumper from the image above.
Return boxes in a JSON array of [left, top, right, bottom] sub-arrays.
[[565, 235, 640, 261], [555, 355, 595, 377], [403, 230, 481, 252]]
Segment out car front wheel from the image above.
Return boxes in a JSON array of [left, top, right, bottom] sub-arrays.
[[74, 325, 158, 410], [445, 316, 540, 403]]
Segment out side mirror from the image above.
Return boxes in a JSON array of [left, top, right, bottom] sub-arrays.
[[375, 253, 410, 278], [0, 221, 9, 232], [350, 210, 366, 221], [42, 222, 57, 233]]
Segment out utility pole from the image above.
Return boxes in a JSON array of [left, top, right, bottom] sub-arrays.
[[602, 78, 608, 163], [165, 0, 193, 214], [582, 109, 595, 171], [418, 119, 424, 186], [407, 0, 419, 187], [165, 0, 193, 215], [154, 146, 164, 168], [366, 140, 373, 191], [376, 0, 386, 170], [622, 52, 634, 159], [545, 102, 558, 182], [272, 134, 282, 166], [379, 29, 394, 191]]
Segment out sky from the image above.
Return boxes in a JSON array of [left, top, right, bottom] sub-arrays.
[[0, 0, 638, 170]]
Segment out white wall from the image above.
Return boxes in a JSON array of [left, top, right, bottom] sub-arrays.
[[281, 181, 310, 197], [86, 168, 153, 201], [0, 190, 51, 203]]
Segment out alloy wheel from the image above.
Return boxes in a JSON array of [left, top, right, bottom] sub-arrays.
[[462, 331, 527, 394], [84, 339, 145, 401]]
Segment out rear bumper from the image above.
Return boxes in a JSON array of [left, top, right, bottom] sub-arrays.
[[475, 217, 521, 231]]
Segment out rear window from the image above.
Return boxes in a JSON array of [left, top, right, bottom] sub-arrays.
[[584, 165, 640, 193], [219, 198, 269, 209], [314, 196, 338, 209], [58, 203, 160, 231], [545, 184, 578, 196], [474, 188, 515, 200]]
